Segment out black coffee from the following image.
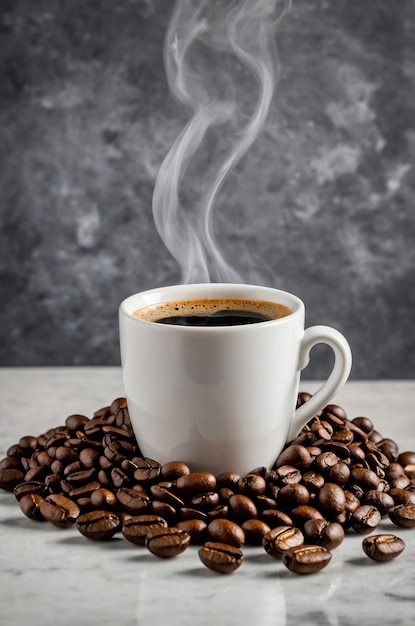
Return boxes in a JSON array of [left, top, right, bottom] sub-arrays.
[[133, 297, 291, 327]]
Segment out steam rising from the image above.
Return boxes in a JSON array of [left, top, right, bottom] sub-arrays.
[[152, 0, 291, 283]]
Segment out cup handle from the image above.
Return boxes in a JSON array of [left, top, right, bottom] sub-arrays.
[[286, 325, 352, 442]]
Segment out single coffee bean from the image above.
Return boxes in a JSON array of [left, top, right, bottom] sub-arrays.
[[90, 488, 117, 509], [389, 476, 411, 490], [79, 447, 100, 469], [176, 472, 216, 496], [388, 487, 415, 506], [216, 472, 241, 489], [278, 483, 310, 508], [209, 504, 229, 520], [0, 456, 22, 470], [282, 544, 332, 575], [14, 481, 47, 501], [363, 490, 395, 517], [241, 519, 271, 545], [275, 445, 312, 469], [199, 541, 244, 574], [350, 467, 381, 491], [228, 494, 258, 521], [19, 493, 45, 521], [328, 462, 350, 487], [116, 487, 150, 514], [176, 519, 208, 544], [132, 457, 161, 483], [351, 505, 381, 534], [303, 519, 345, 550], [275, 465, 302, 485], [150, 484, 184, 508], [314, 451, 339, 472], [161, 461, 191, 480], [352, 416, 374, 433], [145, 526, 190, 558], [77, 510, 121, 540], [191, 491, 219, 511], [65, 414, 90, 432], [398, 451, 415, 467], [260, 508, 294, 527], [41, 494, 81, 527], [362, 534, 405, 562], [122, 514, 168, 545], [237, 474, 267, 496], [262, 526, 304, 559], [317, 483, 346, 518], [0, 468, 25, 491], [180, 507, 208, 521], [151, 500, 177, 523], [388, 504, 415, 528], [302, 471, 325, 492], [18, 435, 38, 452], [207, 518, 245, 547], [290, 505, 325, 527]]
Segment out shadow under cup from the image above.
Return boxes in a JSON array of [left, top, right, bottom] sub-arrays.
[[119, 283, 352, 475]]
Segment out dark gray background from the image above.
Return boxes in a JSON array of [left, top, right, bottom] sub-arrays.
[[1, 0, 414, 378]]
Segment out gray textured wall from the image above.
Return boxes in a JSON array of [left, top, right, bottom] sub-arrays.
[[1, 0, 414, 378]]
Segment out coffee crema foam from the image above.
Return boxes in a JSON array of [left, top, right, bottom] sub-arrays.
[[133, 297, 291, 323]]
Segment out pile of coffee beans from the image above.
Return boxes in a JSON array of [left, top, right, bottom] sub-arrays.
[[1, 393, 414, 575]]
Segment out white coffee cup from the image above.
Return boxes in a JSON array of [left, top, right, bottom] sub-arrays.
[[119, 283, 352, 475]]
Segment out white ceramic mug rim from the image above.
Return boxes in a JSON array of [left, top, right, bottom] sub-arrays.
[[120, 283, 304, 331]]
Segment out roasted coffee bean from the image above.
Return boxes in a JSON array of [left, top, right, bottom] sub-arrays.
[[351, 505, 381, 534], [377, 438, 399, 461], [122, 514, 168, 545], [282, 544, 332, 575], [116, 487, 150, 514], [132, 457, 161, 483], [14, 480, 47, 501], [256, 495, 278, 511], [18, 435, 38, 452], [260, 508, 293, 527], [389, 475, 411, 490], [237, 474, 266, 496], [65, 414, 90, 433], [176, 472, 216, 496], [275, 465, 302, 485], [363, 490, 395, 516], [319, 441, 350, 460], [209, 504, 229, 520], [25, 465, 49, 482], [79, 448, 100, 469], [278, 483, 310, 508], [6, 445, 25, 458], [66, 468, 96, 487], [324, 403, 347, 421], [352, 416, 374, 433], [303, 519, 345, 550], [19, 494, 45, 521], [191, 491, 219, 510], [68, 481, 101, 501], [218, 487, 235, 502], [388, 504, 415, 528], [228, 494, 257, 521], [388, 487, 415, 506], [328, 462, 350, 486], [111, 467, 130, 488], [398, 451, 415, 467], [216, 472, 241, 489], [40, 494, 80, 527], [176, 519, 208, 544], [90, 487, 117, 508], [63, 461, 83, 477], [180, 507, 208, 521], [362, 534, 405, 562], [241, 519, 271, 545], [263, 526, 304, 559], [145, 526, 190, 558], [161, 461, 191, 480], [317, 483, 346, 518], [77, 510, 121, 540], [314, 451, 339, 472], [290, 505, 325, 528], [151, 500, 177, 523], [0, 456, 22, 470], [302, 471, 325, 492], [207, 518, 245, 547], [350, 467, 381, 491], [199, 541, 244, 574], [150, 484, 184, 508], [0, 468, 25, 491], [275, 445, 312, 469]]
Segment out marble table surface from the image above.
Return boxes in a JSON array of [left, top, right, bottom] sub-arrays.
[[0, 368, 414, 626]]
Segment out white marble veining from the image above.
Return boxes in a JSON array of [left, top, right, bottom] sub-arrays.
[[0, 369, 414, 626]]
